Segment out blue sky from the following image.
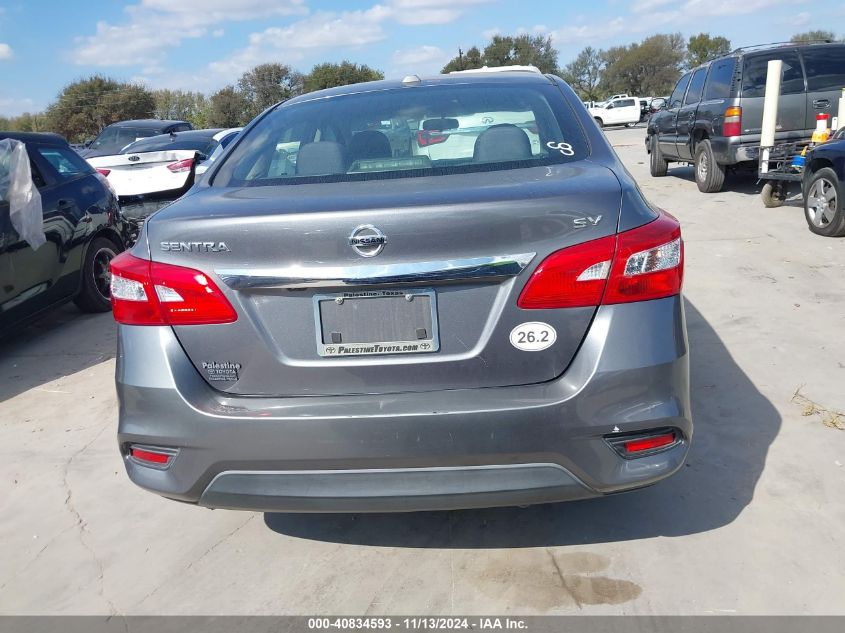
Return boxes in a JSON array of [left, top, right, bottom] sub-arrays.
[[0, 0, 835, 116]]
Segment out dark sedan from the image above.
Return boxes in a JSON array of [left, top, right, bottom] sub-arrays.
[[803, 129, 845, 237], [1, 132, 125, 336]]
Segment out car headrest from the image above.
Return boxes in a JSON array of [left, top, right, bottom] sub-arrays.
[[473, 124, 532, 163], [349, 131, 392, 161], [295, 141, 348, 176]]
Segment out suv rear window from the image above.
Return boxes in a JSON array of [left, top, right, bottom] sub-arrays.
[[801, 45, 845, 91], [212, 83, 589, 187], [741, 51, 804, 97], [704, 58, 737, 100]]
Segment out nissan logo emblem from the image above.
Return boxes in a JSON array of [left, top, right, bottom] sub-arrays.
[[348, 225, 387, 257]]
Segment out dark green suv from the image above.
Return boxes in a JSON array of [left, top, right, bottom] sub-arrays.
[[646, 42, 845, 192]]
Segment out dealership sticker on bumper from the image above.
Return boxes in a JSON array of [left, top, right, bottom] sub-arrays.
[[509, 322, 556, 351]]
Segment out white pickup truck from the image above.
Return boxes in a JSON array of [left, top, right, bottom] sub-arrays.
[[588, 97, 641, 129]]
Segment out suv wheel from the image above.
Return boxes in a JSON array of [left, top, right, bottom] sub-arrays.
[[649, 135, 668, 177], [804, 167, 845, 237], [694, 139, 725, 193], [594, 117, 604, 128], [74, 237, 120, 313]]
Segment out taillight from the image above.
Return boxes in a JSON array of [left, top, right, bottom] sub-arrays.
[[109, 252, 237, 325], [517, 211, 683, 309], [517, 236, 615, 309], [167, 158, 194, 173], [603, 212, 683, 304], [723, 106, 741, 137], [96, 168, 111, 177], [416, 130, 450, 147]]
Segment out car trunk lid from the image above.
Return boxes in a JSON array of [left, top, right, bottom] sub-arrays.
[[146, 162, 622, 396]]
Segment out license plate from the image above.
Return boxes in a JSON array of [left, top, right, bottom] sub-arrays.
[[313, 288, 439, 357]]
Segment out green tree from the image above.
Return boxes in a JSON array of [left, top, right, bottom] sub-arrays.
[[303, 61, 384, 93], [686, 33, 731, 68], [237, 63, 304, 122], [791, 30, 837, 43], [601, 33, 685, 98], [561, 46, 604, 101], [44, 75, 154, 142], [441, 35, 559, 74], [441, 46, 483, 73], [207, 86, 247, 128], [484, 34, 558, 74], [152, 89, 207, 124]]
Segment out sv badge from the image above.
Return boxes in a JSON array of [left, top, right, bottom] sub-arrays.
[[573, 215, 602, 228]]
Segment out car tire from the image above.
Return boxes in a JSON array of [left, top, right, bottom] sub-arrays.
[[594, 117, 603, 128], [761, 181, 787, 208], [74, 237, 120, 313], [803, 167, 845, 237], [694, 139, 726, 193], [649, 135, 668, 177]]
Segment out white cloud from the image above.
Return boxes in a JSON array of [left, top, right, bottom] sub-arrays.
[[387, 0, 490, 25], [631, 0, 674, 12], [208, 6, 391, 78], [71, 0, 307, 67], [392, 44, 447, 66], [0, 97, 38, 116], [0, 43, 12, 60]]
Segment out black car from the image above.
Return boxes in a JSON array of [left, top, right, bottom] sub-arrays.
[[119, 128, 225, 156], [78, 119, 193, 158], [647, 42, 845, 193], [802, 130, 845, 237], [1, 132, 125, 336]]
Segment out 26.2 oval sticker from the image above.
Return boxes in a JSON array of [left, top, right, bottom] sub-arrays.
[[509, 322, 557, 352]]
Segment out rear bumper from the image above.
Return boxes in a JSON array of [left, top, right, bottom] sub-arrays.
[[116, 295, 692, 512]]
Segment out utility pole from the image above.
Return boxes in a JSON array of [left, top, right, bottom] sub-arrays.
[[458, 47, 464, 71]]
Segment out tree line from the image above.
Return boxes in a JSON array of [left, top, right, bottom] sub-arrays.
[[0, 60, 383, 142], [1, 29, 840, 141]]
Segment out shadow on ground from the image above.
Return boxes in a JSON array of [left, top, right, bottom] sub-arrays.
[[670, 166, 804, 208], [265, 299, 780, 547], [0, 305, 116, 402]]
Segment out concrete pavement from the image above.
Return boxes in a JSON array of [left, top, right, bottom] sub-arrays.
[[1, 125, 843, 615]]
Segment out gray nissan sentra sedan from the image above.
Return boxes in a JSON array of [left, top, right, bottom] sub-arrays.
[[110, 67, 691, 512]]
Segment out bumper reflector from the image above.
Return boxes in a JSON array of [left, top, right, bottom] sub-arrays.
[[605, 428, 679, 458], [624, 432, 676, 454], [129, 445, 175, 466]]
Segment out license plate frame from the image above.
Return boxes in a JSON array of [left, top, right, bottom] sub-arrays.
[[313, 288, 439, 357]]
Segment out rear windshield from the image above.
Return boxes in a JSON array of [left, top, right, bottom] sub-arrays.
[[89, 127, 159, 153], [212, 82, 589, 187], [122, 136, 218, 155]]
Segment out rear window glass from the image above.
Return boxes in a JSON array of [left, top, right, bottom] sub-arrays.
[[741, 51, 804, 97], [89, 127, 159, 153], [36, 146, 93, 179], [704, 58, 737, 100], [122, 136, 218, 155], [801, 45, 845, 92], [212, 83, 589, 187]]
